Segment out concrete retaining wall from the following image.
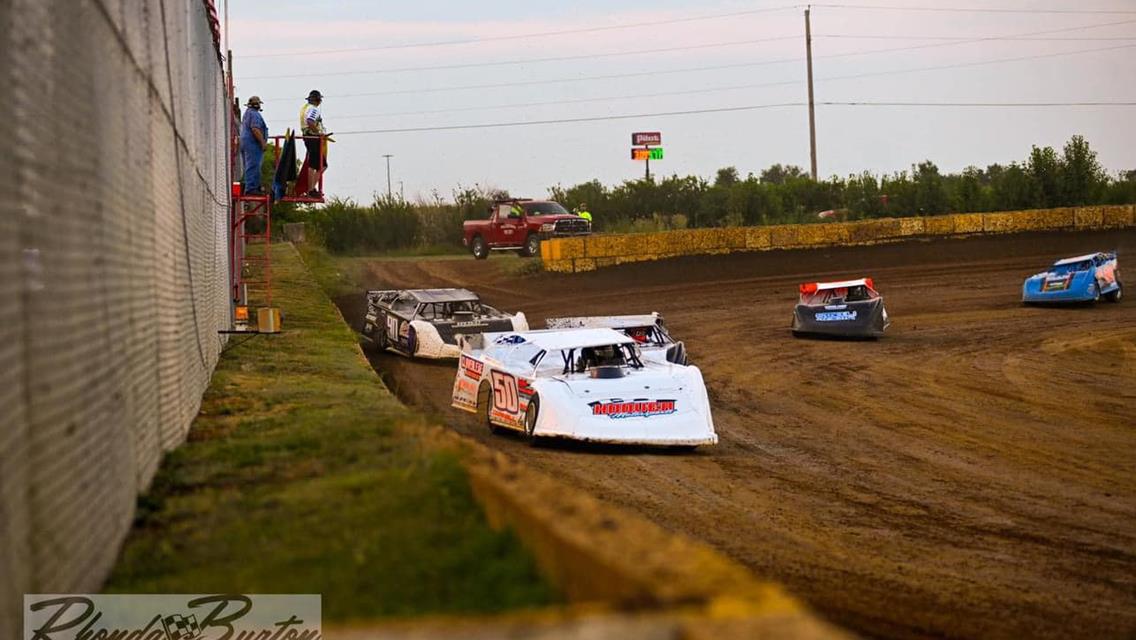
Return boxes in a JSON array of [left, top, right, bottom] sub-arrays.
[[541, 205, 1135, 273]]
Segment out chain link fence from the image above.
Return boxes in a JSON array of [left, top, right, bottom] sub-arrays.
[[0, 1, 230, 634]]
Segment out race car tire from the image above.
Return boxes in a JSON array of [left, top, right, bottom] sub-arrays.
[[479, 381, 503, 434], [521, 233, 541, 258], [1091, 283, 1101, 303], [523, 394, 540, 444], [1104, 282, 1122, 303], [406, 325, 417, 356], [471, 235, 489, 260], [374, 323, 388, 351]]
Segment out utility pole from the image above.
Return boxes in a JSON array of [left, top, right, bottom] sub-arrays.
[[382, 154, 393, 199], [805, 6, 818, 180]]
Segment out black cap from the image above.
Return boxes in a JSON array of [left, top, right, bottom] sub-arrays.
[[308, 90, 323, 100]]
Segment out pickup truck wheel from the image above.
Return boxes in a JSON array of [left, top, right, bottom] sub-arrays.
[[470, 235, 488, 260], [521, 233, 541, 258]]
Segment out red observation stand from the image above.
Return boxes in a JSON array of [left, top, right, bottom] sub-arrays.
[[227, 125, 327, 332]]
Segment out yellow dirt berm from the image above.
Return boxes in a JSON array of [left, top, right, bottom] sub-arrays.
[[541, 204, 1135, 273]]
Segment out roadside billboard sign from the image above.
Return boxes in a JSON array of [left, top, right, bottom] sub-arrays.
[[632, 131, 662, 146], [631, 147, 664, 161]]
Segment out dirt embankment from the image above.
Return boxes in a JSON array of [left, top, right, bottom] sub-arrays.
[[337, 229, 1136, 640]]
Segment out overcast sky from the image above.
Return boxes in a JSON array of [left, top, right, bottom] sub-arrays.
[[226, 1, 1136, 204]]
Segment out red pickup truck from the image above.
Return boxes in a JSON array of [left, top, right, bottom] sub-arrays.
[[463, 199, 591, 259]]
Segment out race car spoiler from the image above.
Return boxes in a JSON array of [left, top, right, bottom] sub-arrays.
[[545, 313, 662, 330], [800, 278, 875, 294]]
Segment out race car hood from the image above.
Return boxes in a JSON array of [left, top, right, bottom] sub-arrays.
[[553, 364, 691, 398], [430, 315, 526, 345], [534, 365, 716, 446]]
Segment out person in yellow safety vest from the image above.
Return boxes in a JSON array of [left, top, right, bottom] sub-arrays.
[[575, 202, 593, 223], [510, 202, 525, 218], [299, 89, 326, 197]]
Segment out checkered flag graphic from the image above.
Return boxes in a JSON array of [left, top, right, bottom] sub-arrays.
[[161, 613, 203, 640]]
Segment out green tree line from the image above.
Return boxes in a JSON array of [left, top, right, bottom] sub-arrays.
[[271, 135, 1134, 254], [551, 135, 1134, 231]]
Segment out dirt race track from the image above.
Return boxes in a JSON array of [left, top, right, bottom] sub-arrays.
[[335, 229, 1136, 639]]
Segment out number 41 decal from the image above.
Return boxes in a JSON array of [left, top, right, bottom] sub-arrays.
[[491, 370, 519, 414]]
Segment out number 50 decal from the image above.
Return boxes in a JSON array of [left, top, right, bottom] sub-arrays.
[[491, 370, 519, 414]]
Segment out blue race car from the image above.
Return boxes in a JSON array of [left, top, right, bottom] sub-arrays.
[[1022, 252, 1122, 304]]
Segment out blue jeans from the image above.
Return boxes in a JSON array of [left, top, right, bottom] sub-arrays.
[[241, 140, 264, 192]]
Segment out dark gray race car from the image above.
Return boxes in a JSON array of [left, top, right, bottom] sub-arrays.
[[791, 278, 890, 339], [363, 288, 528, 358]]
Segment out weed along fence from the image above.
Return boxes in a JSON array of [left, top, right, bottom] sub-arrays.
[[540, 205, 1136, 273]]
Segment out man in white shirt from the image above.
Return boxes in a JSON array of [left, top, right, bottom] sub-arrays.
[[300, 89, 325, 197]]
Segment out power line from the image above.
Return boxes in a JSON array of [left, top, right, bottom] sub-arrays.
[[261, 57, 805, 100], [825, 100, 1136, 107], [255, 19, 1136, 101], [334, 103, 806, 135], [244, 35, 801, 80], [811, 3, 1136, 14], [816, 42, 1136, 85], [259, 42, 1136, 127], [817, 34, 1136, 41], [328, 100, 1136, 136], [239, 4, 798, 59]]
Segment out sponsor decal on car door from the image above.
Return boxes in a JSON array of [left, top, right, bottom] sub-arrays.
[[451, 355, 484, 411], [488, 369, 532, 428]]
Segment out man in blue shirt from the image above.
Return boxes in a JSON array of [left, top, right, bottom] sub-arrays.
[[240, 96, 268, 195]]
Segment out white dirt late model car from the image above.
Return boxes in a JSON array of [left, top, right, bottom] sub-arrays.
[[451, 328, 717, 447], [544, 312, 689, 365]]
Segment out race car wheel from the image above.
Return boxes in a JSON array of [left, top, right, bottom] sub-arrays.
[[406, 325, 417, 356], [1104, 282, 1122, 303], [479, 381, 503, 434], [521, 233, 541, 258], [374, 324, 388, 351], [471, 235, 489, 260], [1092, 283, 1101, 303], [523, 394, 540, 444]]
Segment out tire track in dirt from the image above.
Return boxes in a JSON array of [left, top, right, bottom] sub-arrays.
[[337, 229, 1136, 639]]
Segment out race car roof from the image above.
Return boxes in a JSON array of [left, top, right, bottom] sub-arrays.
[[1052, 253, 1101, 266], [502, 328, 635, 352], [405, 288, 480, 303], [545, 313, 660, 329]]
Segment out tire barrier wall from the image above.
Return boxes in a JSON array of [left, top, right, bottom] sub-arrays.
[[0, 1, 229, 635], [541, 205, 1136, 273]]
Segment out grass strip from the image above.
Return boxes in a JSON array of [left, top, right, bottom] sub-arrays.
[[105, 243, 555, 621]]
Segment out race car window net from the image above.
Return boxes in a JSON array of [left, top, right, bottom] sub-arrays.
[[561, 345, 644, 375], [417, 301, 483, 320]]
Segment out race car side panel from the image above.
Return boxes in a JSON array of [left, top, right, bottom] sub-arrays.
[[451, 354, 534, 431], [410, 320, 459, 358], [1022, 257, 1121, 303], [451, 353, 484, 413], [485, 368, 535, 431]]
